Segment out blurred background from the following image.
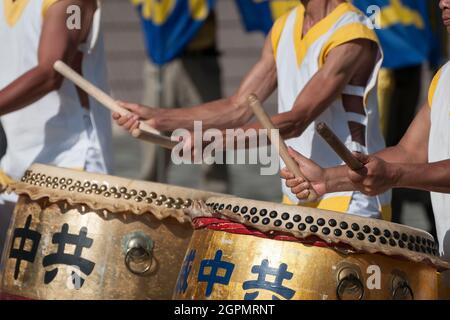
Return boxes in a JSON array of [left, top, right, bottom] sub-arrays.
[[105, 0, 281, 201], [1, 0, 448, 235]]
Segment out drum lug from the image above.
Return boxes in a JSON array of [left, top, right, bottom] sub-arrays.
[[391, 273, 414, 300], [335, 263, 365, 300], [123, 232, 155, 276]]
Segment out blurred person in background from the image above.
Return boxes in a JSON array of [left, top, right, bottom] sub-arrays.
[[0, 0, 112, 257], [353, 0, 448, 236], [130, 0, 229, 193]]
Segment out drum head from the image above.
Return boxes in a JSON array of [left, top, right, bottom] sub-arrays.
[[190, 196, 449, 271]]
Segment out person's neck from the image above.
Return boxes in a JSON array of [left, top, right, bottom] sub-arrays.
[[302, 0, 346, 23]]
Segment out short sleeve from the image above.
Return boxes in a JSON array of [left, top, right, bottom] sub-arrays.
[[319, 23, 379, 67], [271, 11, 291, 58]]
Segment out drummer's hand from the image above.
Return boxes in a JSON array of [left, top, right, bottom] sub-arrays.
[[347, 153, 399, 196], [280, 148, 327, 200], [112, 101, 162, 132]]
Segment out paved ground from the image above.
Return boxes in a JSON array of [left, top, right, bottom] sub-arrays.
[[103, 0, 432, 232]]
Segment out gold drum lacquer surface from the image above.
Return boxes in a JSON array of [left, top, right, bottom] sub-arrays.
[[173, 229, 438, 300], [0, 196, 192, 300]]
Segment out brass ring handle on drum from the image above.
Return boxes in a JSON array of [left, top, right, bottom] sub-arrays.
[[392, 281, 414, 300], [336, 273, 365, 300], [124, 235, 154, 276]]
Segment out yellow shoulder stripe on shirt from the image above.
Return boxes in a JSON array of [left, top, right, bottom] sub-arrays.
[[271, 9, 293, 59], [294, 2, 360, 67], [428, 67, 443, 108], [4, 0, 30, 27], [319, 23, 379, 67], [42, 0, 60, 17]]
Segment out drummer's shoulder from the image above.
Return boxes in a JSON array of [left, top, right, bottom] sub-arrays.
[[42, 0, 63, 18], [42, 0, 95, 18]]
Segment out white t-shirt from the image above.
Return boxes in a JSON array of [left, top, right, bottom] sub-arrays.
[[428, 62, 450, 262], [272, 2, 390, 218]]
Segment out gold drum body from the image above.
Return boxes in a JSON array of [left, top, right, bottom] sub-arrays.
[[438, 271, 450, 300], [0, 196, 192, 300], [173, 229, 438, 300]]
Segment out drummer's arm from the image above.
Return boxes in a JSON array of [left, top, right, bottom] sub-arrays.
[[375, 104, 430, 164], [240, 39, 377, 142], [115, 33, 278, 131], [221, 39, 377, 151], [389, 160, 450, 193], [287, 103, 450, 197], [365, 104, 450, 193], [0, 0, 87, 116], [326, 104, 450, 194]]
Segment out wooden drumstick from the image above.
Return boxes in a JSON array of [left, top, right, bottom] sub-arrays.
[[53, 60, 175, 149], [316, 122, 364, 171], [247, 94, 318, 202], [131, 128, 177, 150]]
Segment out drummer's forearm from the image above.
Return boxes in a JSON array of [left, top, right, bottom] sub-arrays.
[[321, 145, 427, 193], [373, 145, 421, 164], [215, 108, 324, 151], [323, 166, 357, 193], [0, 67, 63, 116], [152, 97, 254, 132], [238, 110, 310, 142], [221, 113, 306, 150], [323, 142, 429, 194], [394, 160, 450, 193], [187, 108, 300, 150], [213, 124, 269, 150], [323, 160, 450, 194]]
